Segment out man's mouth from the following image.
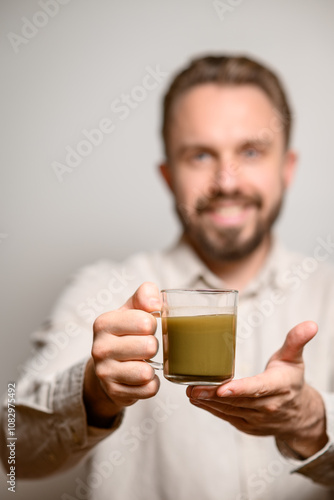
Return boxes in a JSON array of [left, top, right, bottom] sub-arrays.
[[205, 203, 254, 226], [212, 205, 246, 217], [195, 193, 262, 228]]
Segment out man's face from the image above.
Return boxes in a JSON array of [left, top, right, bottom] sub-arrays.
[[161, 84, 296, 262]]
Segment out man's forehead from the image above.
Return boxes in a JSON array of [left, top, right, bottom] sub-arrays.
[[168, 83, 282, 148], [172, 83, 276, 119]]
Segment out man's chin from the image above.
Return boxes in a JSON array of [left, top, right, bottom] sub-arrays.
[[179, 195, 283, 262], [187, 228, 268, 262]]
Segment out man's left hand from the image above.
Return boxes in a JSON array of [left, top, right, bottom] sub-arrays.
[[186, 321, 328, 458]]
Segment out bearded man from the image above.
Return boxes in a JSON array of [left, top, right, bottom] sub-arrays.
[[1, 54, 334, 500]]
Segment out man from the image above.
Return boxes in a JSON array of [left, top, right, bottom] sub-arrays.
[[1, 55, 334, 499]]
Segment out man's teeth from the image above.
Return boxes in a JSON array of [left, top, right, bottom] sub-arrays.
[[214, 206, 244, 216]]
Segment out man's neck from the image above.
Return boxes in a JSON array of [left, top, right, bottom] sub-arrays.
[[185, 234, 273, 292]]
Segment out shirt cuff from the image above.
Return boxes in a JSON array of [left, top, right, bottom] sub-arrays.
[[276, 391, 334, 487], [53, 358, 124, 452]]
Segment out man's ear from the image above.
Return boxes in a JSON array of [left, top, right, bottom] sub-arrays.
[[159, 162, 174, 192], [283, 150, 298, 189]]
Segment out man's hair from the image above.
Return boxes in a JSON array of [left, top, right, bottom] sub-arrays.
[[161, 54, 292, 157]]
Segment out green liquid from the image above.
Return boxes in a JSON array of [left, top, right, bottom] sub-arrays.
[[162, 314, 236, 385]]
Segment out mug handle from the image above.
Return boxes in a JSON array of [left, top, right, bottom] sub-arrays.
[[146, 310, 163, 370]]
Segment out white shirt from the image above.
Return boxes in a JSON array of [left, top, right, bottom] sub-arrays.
[[2, 237, 334, 499]]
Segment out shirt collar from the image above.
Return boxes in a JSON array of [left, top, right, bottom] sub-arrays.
[[241, 235, 290, 297], [161, 233, 291, 296], [158, 236, 221, 290]]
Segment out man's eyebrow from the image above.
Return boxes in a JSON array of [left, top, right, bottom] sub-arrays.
[[175, 143, 217, 157], [238, 138, 273, 149], [171, 138, 273, 160]]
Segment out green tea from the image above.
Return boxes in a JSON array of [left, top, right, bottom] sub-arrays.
[[162, 313, 236, 385]]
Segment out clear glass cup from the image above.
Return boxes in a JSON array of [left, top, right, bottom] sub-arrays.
[[148, 289, 238, 385]]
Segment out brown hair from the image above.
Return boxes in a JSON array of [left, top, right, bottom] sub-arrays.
[[161, 54, 292, 157]]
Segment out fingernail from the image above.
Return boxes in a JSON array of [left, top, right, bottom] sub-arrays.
[[190, 399, 200, 406], [197, 390, 210, 400], [149, 298, 160, 308], [186, 386, 193, 398], [219, 390, 233, 397]]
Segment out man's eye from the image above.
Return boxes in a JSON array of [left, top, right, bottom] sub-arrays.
[[193, 152, 211, 161], [243, 148, 260, 159]]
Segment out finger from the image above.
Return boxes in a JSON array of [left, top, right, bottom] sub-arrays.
[[189, 389, 274, 410], [186, 385, 217, 399], [97, 333, 159, 361], [190, 392, 294, 423], [97, 359, 156, 386], [189, 398, 259, 417], [121, 282, 161, 313], [188, 377, 268, 399], [94, 309, 157, 337], [189, 401, 272, 436], [187, 373, 281, 400], [107, 375, 161, 405], [190, 400, 251, 429], [215, 372, 283, 398], [273, 321, 318, 364]]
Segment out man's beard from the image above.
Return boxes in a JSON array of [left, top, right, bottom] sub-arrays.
[[175, 190, 284, 262]]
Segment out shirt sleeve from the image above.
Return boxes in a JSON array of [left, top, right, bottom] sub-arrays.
[[276, 391, 334, 487], [0, 358, 124, 478], [0, 260, 134, 479]]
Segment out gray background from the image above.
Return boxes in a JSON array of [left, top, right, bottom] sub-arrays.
[[1, 0, 334, 498]]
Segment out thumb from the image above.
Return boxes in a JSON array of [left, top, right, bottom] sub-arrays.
[[272, 320, 318, 365], [120, 282, 161, 313]]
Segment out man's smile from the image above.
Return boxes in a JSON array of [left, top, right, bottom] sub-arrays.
[[205, 203, 256, 227]]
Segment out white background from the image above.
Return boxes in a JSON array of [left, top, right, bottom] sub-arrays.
[[1, 0, 334, 498]]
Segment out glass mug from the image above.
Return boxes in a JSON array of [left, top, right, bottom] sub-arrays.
[[147, 289, 238, 385]]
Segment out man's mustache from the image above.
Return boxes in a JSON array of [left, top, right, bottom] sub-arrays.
[[195, 191, 263, 214]]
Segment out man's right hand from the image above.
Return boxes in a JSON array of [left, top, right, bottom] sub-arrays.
[[83, 282, 161, 427]]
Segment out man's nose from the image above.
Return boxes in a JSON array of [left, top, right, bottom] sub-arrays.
[[213, 159, 240, 192]]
